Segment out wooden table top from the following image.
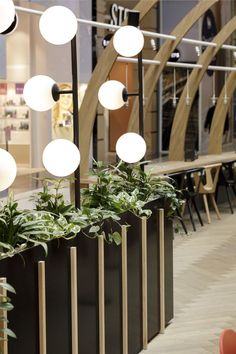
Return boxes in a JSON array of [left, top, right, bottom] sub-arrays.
[[145, 151, 236, 175]]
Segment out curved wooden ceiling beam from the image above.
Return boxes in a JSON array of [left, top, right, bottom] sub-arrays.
[[127, 0, 218, 133], [79, 0, 158, 177], [208, 70, 236, 154], [169, 16, 236, 161]]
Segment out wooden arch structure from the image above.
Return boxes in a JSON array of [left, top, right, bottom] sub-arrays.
[[169, 16, 236, 161], [208, 70, 236, 154], [79, 0, 158, 177], [127, 0, 218, 133]]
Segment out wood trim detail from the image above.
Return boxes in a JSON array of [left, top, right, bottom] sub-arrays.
[[208, 70, 236, 154], [38, 261, 47, 354], [0, 277, 8, 354], [127, 0, 218, 133], [98, 237, 105, 354], [79, 0, 158, 177], [169, 16, 236, 161], [141, 217, 148, 349], [122, 225, 128, 354], [159, 209, 165, 334], [70, 247, 79, 354]]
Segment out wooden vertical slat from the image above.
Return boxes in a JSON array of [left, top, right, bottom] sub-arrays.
[[38, 261, 47, 354], [122, 225, 128, 354], [98, 236, 105, 354], [0, 277, 8, 354], [159, 209, 165, 334], [141, 217, 148, 349], [70, 247, 78, 354]]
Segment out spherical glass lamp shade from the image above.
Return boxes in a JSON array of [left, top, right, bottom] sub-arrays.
[[23, 75, 57, 112], [116, 133, 146, 163], [113, 26, 144, 57], [42, 139, 80, 177], [39, 6, 78, 45], [0, 0, 15, 34], [0, 149, 17, 192], [98, 80, 126, 110]]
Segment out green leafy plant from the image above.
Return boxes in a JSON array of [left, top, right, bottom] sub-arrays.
[[0, 281, 16, 349], [31, 178, 122, 245], [31, 178, 75, 219], [0, 194, 80, 260], [0, 161, 183, 260], [82, 160, 183, 218]]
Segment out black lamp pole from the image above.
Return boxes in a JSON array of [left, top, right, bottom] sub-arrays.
[[71, 35, 80, 209], [128, 11, 145, 169], [138, 50, 144, 139], [52, 36, 80, 208]]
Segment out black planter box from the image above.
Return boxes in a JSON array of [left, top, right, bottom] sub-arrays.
[[0, 200, 173, 354]]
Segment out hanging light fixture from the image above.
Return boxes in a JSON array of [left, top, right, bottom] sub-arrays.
[[211, 71, 217, 105], [224, 72, 228, 105], [0, 0, 17, 34], [42, 139, 80, 177], [172, 68, 178, 107], [185, 69, 191, 106], [0, 148, 17, 192], [39, 6, 78, 45], [116, 132, 146, 163]]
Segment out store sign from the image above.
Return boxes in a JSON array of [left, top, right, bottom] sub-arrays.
[[110, 3, 130, 26]]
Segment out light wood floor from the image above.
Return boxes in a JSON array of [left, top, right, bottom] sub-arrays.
[[141, 205, 236, 354]]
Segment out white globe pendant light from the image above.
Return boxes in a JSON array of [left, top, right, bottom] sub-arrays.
[[113, 25, 144, 57], [0, 149, 17, 192], [0, 0, 15, 34], [98, 80, 126, 110], [116, 133, 146, 163], [23, 75, 57, 112], [39, 6, 78, 45], [42, 139, 80, 177]]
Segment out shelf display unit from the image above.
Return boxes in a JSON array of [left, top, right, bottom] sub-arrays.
[[0, 82, 30, 165]]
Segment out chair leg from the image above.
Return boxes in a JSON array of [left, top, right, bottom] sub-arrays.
[[186, 200, 196, 231], [210, 194, 221, 220], [231, 184, 236, 198], [203, 194, 211, 224], [225, 185, 234, 214], [176, 208, 188, 235], [192, 197, 204, 226]]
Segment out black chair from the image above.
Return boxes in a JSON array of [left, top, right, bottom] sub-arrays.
[[167, 171, 188, 235], [168, 168, 204, 232], [182, 168, 204, 231], [217, 160, 236, 214]]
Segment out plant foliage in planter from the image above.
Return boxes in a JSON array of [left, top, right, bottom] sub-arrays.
[[0, 281, 16, 348], [0, 161, 183, 260], [82, 160, 183, 218]]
